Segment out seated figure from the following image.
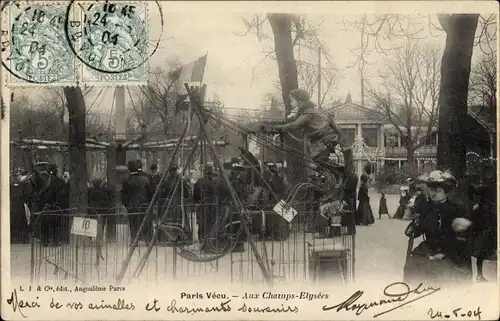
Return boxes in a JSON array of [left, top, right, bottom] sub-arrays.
[[274, 89, 352, 173]]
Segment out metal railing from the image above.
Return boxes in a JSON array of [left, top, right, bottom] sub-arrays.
[[28, 201, 356, 286]]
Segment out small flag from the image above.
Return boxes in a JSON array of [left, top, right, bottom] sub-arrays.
[[179, 54, 208, 83], [173, 53, 208, 107]]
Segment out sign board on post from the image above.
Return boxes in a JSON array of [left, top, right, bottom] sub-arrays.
[[273, 200, 297, 223], [71, 217, 98, 238]]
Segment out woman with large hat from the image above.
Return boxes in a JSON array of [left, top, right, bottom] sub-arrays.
[[403, 170, 474, 285]]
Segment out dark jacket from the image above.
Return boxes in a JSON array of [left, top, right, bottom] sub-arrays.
[[410, 200, 472, 266], [193, 176, 217, 204], [158, 174, 191, 204], [137, 169, 152, 183], [343, 173, 358, 209], [218, 172, 245, 205], [358, 183, 370, 202], [414, 193, 427, 214], [280, 105, 340, 147], [150, 172, 162, 191], [88, 186, 114, 213], [35, 173, 66, 210], [122, 173, 153, 210]]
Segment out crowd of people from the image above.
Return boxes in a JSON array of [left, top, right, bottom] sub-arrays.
[[9, 157, 293, 248], [10, 155, 377, 246], [10, 157, 497, 284]]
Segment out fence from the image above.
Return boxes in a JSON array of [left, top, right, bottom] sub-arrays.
[[29, 201, 355, 286]]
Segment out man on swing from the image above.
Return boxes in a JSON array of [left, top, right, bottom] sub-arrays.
[[273, 89, 352, 173]]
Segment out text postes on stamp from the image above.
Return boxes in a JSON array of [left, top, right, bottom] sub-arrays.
[[1, 2, 79, 86], [65, 1, 153, 85]]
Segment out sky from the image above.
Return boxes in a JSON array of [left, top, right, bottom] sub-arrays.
[[8, 1, 498, 124]]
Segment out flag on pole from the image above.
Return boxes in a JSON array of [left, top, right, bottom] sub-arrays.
[[178, 53, 208, 84], [174, 53, 208, 110]]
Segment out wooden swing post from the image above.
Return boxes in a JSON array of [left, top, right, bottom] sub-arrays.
[[185, 84, 273, 285]]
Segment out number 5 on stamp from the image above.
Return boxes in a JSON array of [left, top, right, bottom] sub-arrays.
[[65, 1, 152, 85], [71, 217, 98, 238], [1, 3, 79, 86]]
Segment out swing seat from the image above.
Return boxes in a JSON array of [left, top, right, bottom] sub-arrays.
[[158, 223, 192, 244]]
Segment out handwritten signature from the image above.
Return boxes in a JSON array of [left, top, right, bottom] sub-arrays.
[[322, 282, 441, 318], [6, 289, 41, 319]]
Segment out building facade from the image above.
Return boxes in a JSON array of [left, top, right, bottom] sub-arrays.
[[325, 97, 438, 174]]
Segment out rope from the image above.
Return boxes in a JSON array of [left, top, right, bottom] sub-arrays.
[[209, 110, 350, 183]]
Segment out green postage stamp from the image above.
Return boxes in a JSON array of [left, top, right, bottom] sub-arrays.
[[1, 1, 151, 87]]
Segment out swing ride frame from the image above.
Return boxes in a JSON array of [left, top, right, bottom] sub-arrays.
[[25, 83, 357, 286], [115, 84, 273, 284]]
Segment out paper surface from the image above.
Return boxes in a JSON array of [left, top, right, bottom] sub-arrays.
[[273, 199, 297, 223], [1, 1, 498, 321], [70, 217, 98, 238]]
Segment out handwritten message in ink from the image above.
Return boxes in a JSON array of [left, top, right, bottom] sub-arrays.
[[4, 283, 486, 320]]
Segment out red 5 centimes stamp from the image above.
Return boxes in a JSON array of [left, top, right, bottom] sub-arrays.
[[64, 1, 164, 86], [1, 1, 80, 86]]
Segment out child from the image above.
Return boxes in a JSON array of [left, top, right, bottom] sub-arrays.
[[378, 191, 390, 219]]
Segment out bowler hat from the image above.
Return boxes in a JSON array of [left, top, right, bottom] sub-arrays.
[[128, 160, 138, 172]]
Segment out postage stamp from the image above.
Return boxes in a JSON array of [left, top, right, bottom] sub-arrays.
[[1, 2, 79, 86], [65, 1, 151, 85]]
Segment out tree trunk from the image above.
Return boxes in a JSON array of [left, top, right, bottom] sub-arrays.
[[267, 14, 299, 113], [436, 14, 478, 179], [64, 87, 88, 211], [406, 147, 417, 179], [267, 13, 306, 187], [437, 14, 479, 216]]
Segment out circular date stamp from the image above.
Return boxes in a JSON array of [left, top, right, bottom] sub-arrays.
[[1, 2, 78, 85], [65, 1, 154, 79]]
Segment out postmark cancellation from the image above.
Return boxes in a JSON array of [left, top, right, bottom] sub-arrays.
[[1, 1, 151, 87], [65, 1, 149, 85], [1, 2, 79, 86]]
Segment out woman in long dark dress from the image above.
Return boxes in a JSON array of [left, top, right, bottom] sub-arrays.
[[356, 174, 375, 226], [470, 181, 497, 282], [378, 192, 390, 219], [404, 170, 473, 286], [393, 186, 410, 219]]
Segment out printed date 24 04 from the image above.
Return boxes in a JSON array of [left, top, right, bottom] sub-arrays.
[[428, 307, 482, 320]]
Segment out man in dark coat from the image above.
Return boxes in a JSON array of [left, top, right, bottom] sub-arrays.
[[31, 164, 66, 246], [122, 160, 154, 243], [193, 165, 218, 244], [157, 163, 191, 226], [267, 163, 287, 205], [149, 163, 162, 191], [214, 165, 247, 250], [88, 177, 114, 242], [10, 175, 30, 243]]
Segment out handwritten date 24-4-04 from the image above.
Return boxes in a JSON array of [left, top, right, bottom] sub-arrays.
[[428, 307, 482, 320]]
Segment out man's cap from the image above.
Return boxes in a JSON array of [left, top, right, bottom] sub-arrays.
[[150, 164, 158, 171]]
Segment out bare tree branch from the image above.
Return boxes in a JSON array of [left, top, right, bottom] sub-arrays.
[[367, 40, 440, 176]]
